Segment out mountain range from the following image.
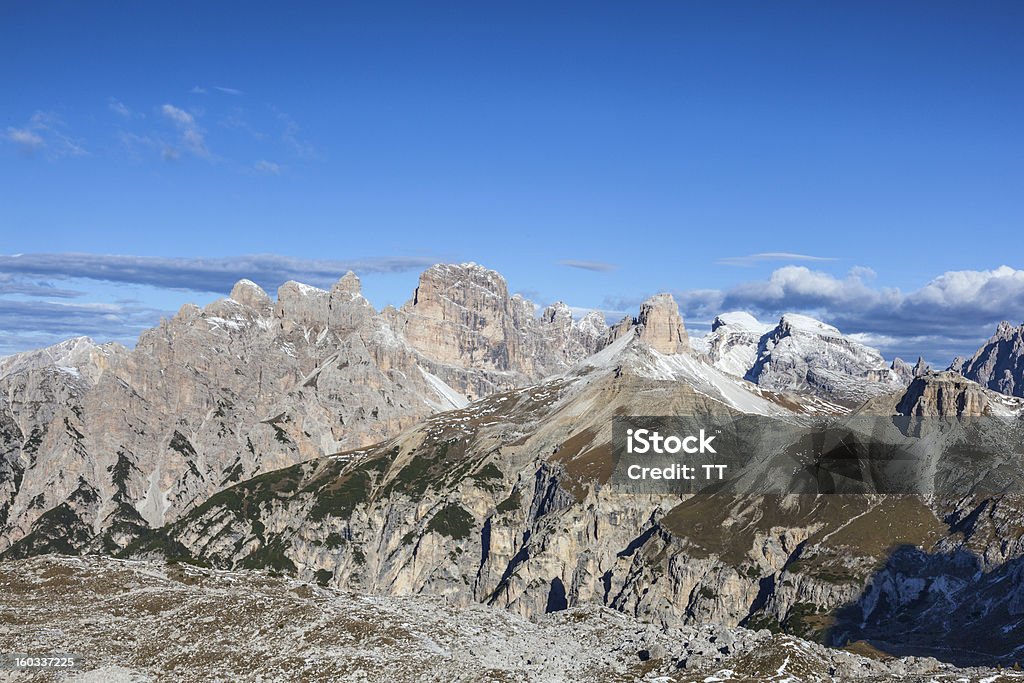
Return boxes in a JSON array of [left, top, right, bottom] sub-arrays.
[[2, 262, 1024, 675]]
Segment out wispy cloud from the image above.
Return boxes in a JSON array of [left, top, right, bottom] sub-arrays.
[[717, 252, 837, 267], [0, 253, 439, 294], [4, 127, 44, 150], [0, 299, 170, 355], [160, 104, 209, 158], [277, 110, 316, 159], [108, 98, 142, 119], [253, 160, 281, 175], [192, 85, 244, 96], [3, 111, 86, 158], [558, 259, 618, 273], [0, 275, 83, 298]]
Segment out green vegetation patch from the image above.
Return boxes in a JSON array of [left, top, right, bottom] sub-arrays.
[[496, 488, 522, 514], [425, 503, 475, 540], [469, 462, 505, 492], [169, 431, 197, 458], [381, 439, 475, 498]]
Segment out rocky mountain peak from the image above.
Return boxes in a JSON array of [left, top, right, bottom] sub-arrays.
[[407, 262, 508, 310], [332, 271, 363, 298], [890, 358, 914, 383], [229, 279, 272, 309], [0, 336, 123, 385], [895, 371, 991, 416], [710, 311, 766, 333], [952, 321, 1024, 398], [275, 280, 331, 332], [541, 301, 573, 325], [635, 293, 689, 354], [577, 311, 609, 339], [913, 356, 930, 377], [699, 310, 903, 403], [996, 320, 1021, 339], [776, 313, 841, 338]]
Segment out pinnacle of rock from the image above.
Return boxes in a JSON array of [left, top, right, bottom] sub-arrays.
[[229, 279, 272, 309], [635, 293, 689, 354], [332, 271, 363, 298]]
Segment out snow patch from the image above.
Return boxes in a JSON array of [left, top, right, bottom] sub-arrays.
[[419, 367, 470, 410]]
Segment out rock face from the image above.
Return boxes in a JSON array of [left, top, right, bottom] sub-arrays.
[[858, 369, 1024, 419], [895, 372, 995, 417], [890, 358, 915, 383], [119, 332, 1024, 667], [952, 321, 1024, 398], [697, 312, 773, 377], [388, 264, 608, 398], [634, 293, 689, 354], [727, 314, 905, 404], [6, 263, 1024, 672], [0, 336, 125, 385], [0, 263, 608, 557]]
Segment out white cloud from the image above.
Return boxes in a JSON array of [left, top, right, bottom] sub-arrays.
[[5, 127, 44, 150], [3, 111, 85, 157], [673, 264, 1024, 364], [161, 104, 195, 126], [160, 104, 209, 158]]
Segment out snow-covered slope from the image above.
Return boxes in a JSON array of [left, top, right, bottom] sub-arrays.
[[699, 312, 906, 405]]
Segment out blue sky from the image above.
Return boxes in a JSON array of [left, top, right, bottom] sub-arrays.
[[2, 1, 1023, 365]]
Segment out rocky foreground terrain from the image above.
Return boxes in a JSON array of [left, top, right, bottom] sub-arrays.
[[0, 555, 1018, 683], [3, 262, 1024, 679]]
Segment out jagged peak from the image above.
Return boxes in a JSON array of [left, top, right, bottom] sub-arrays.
[[407, 262, 509, 311], [174, 302, 202, 321], [776, 313, 842, 337], [541, 301, 572, 323], [421, 261, 504, 281], [277, 280, 329, 299], [577, 310, 609, 330], [229, 279, 271, 309], [711, 311, 772, 334], [635, 293, 689, 355], [994, 320, 1024, 339], [331, 271, 363, 297]]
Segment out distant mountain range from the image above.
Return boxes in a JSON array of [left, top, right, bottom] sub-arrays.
[[2, 262, 1023, 671]]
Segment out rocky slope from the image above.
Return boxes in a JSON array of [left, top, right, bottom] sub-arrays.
[[698, 312, 908, 404], [4, 264, 1024, 673], [4, 555, 1009, 683], [112, 329, 1024, 668], [0, 264, 607, 558], [952, 320, 1024, 398]]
